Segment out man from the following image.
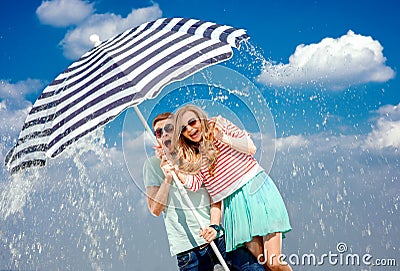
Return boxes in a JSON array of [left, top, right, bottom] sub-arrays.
[[143, 112, 264, 271]]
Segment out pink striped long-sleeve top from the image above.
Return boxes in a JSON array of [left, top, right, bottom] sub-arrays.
[[184, 117, 263, 202]]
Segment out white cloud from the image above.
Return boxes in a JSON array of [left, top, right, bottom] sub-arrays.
[[36, 0, 94, 27], [275, 134, 309, 150], [0, 79, 43, 101], [364, 103, 400, 149], [122, 130, 154, 187], [376, 103, 400, 120], [268, 103, 400, 151], [258, 30, 395, 91], [60, 4, 162, 59], [0, 79, 44, 137], [0, 100, 31, 138]]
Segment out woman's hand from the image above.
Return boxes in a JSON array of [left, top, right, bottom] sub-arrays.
[[212, 116, 224, 141], [199, 226, 217, 243]]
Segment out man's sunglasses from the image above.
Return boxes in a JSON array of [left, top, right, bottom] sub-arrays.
[[181, 118, 199, 133], [154, 123, 174, 138]]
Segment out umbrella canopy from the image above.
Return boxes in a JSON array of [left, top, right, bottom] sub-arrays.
[[5, 17, 249, 174]]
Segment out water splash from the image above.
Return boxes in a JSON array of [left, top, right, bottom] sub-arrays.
[[0, 171, 36, 219], [0, 128, 133, 270]]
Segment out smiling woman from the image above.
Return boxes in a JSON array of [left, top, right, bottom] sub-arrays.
[[170, 104, 293, 271]]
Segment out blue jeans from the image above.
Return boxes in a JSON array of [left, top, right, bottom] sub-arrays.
[[227, 247, 264, 271], [176, 236, 263, 271], [176, 236, 226, 271]]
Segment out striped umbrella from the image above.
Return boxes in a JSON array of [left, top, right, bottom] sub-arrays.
[[5, 17, 249, 174]]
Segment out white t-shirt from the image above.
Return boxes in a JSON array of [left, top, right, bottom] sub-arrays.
[[143, 156, 218, 256]]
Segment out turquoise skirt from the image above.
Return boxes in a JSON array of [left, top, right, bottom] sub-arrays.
[[223, 171, 292, 252]]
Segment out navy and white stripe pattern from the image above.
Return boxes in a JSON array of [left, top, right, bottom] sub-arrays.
[[5, 18, 249, 174]]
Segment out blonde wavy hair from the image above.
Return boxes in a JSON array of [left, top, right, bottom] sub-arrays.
[[171, 104, 218, 175]]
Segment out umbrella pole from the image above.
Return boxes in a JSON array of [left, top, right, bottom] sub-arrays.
[[133, 105, 230, 271]]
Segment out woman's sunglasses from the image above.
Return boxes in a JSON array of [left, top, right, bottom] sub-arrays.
[[181, 118, 199, 133], [154, 123, 174, 138]]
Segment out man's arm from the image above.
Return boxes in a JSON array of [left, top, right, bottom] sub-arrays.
[[200, 200, 222, 243], [144, 156, 174, 217], [146, 167, 173, 217]]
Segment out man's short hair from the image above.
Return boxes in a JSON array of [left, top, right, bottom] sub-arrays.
[[152, 112, 173, 129]]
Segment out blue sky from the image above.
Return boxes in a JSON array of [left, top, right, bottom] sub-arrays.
[[1, 0, 399, 137], [0, 0, 399, 270]]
